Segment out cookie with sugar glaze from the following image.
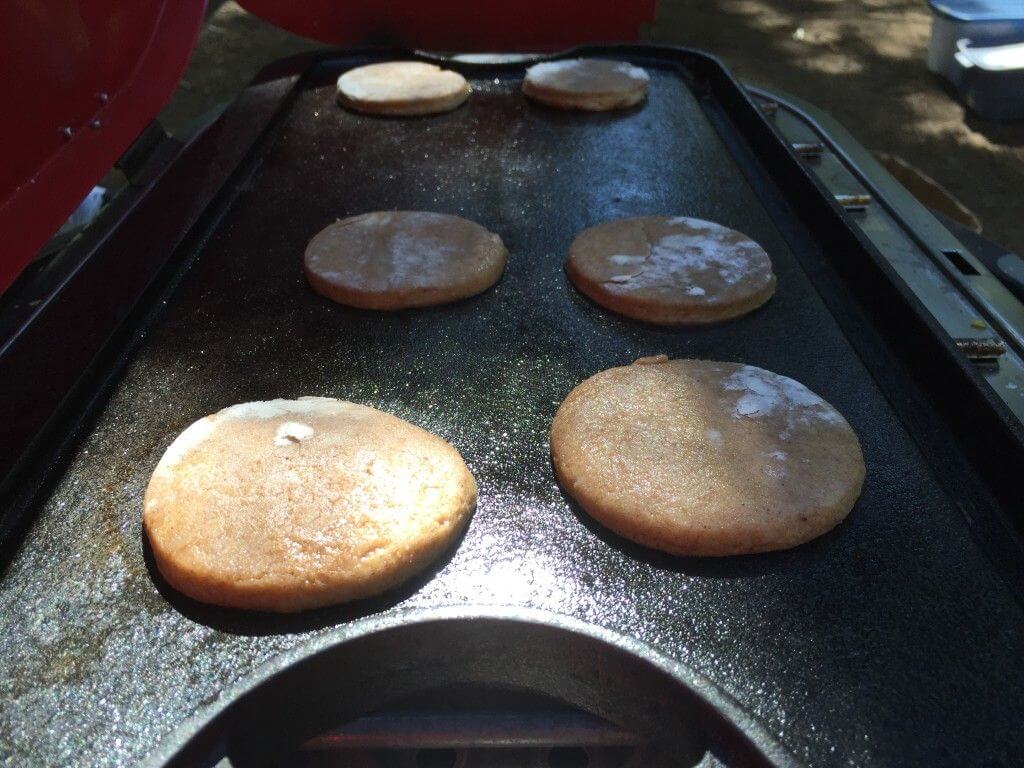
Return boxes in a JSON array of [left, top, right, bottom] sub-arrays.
[[305, 211, 507, 310], [566, 216, 776, 325], [337, 61, 470, 116], [523, 58, 649, 111], [144, 397, 476, 612], [551, 357, 864, 556]]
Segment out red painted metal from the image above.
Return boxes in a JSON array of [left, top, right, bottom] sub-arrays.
[[1, 0, 655, 295], [236, 0, 657, 50], [0, 0, 206, 295]]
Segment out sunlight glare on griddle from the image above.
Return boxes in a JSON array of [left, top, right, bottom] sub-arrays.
[[467, 541, 572, 608]]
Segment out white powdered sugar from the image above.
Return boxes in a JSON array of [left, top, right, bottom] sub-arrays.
[[606, 272, 636, 284], [612, 61, 650, 81], [527, 60, 582, 79], [363, 211, 395, 226], [157, 399, 349, 468], [387, 227, 457, 285], [763, 451, 789, 479], [723, 366, 843, 438], [527, 59, 649, 85], [157, 418, 215, 469], [222, 397, 347, 421], [337, 62, 457, 102], [705, 428, 723, 448], [604, 219, 765, 292], [609, 254, 645, 266], [274, 422, 315, 446], [653, 233, 757, 285]]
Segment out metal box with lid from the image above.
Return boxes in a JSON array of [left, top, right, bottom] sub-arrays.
[[926, 0, 1024, 119]]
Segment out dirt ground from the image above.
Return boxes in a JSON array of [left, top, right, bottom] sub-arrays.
[[161, 0, 1024, 255]]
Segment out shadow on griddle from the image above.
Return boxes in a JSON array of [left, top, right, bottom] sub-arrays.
[[140, 510, 472, 636], [553, 470, 844, 579]]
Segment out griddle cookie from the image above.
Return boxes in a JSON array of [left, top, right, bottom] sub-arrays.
[[522, 59, 649, 111], [304, 211, 507, 310], [144, 398, 476, 612], [337, 61, 470, 116], [565, 216, 776, 325], [551, 357, 864, 556]]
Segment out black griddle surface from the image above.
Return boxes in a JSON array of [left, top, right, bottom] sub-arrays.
[[1, 54, 1023, 767]]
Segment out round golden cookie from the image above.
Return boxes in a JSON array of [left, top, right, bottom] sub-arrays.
[[143, 397, 477, 612], [551, 357, 864, 556], [565, 216, 776, 325], [522, 59, 649, 111], [304, 211, 508, 310], [337, 61, 470, 116]]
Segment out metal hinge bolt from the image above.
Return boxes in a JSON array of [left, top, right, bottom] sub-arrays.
[[955, 337, 1006, 361], [793, 142, 824, 160], [835, 193, 872, 212]]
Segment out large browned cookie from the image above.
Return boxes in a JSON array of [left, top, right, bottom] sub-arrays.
[[566, 216, 776, 325], [523, 59, 649, 111], [304, 211, 507, 310], [143, 398, 477, 612], [551, 357, 864, 556], [337, 61, 470, 116]]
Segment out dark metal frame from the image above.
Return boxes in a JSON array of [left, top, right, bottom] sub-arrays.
[[2, 46, 1023, 767], [4, 46, 1021, 569], [0, 66, 308, 566], [143, 608, 799, 767]]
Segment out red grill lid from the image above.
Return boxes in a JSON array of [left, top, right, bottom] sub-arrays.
[[0, 0, 206, 295], [0, 0, 656, 295], [237, 0, 657, 50]]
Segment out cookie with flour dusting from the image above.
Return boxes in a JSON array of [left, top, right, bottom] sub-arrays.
[[551, 357, 864, 556], [565, 216, 776, 325], [523, 59, 649, 111], [304, 211, 507, 310], [143, 398, 476, 612], [337, 62, 470, 116]]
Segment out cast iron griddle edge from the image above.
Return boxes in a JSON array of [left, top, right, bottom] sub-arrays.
[[143, 608, 802, 767], [1, 46, 1022, 768]]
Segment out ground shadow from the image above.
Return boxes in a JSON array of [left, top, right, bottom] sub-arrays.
[[964, 111, 1024, 149], [650, 0, 1024, 256]]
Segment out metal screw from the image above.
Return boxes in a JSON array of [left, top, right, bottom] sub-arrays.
[[955, 337, 1006, 361], [97, 91, 109, 103], [60, 126, 73, 139], [793, 142, 824, 161], [90, 119, 101, 129], [835, 193, 872, 212]]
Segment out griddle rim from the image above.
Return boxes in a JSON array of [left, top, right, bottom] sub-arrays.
[[141, 607, 800, 768]]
